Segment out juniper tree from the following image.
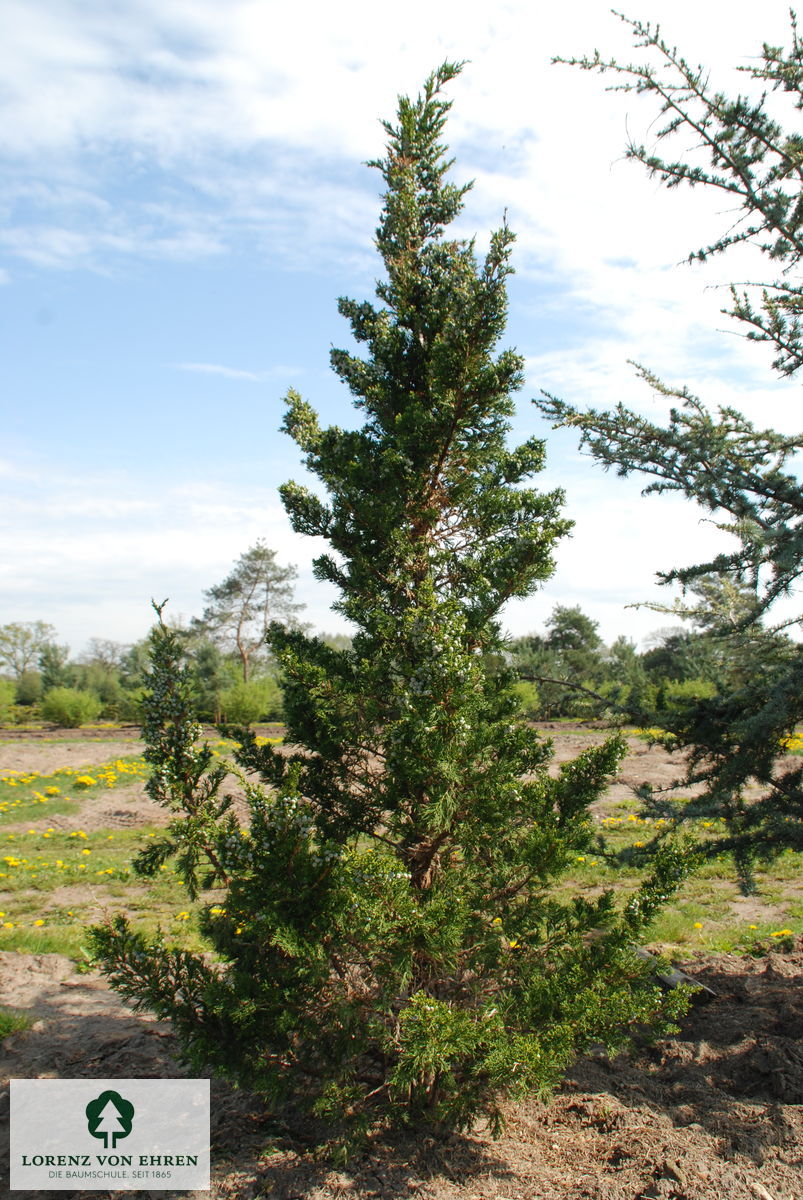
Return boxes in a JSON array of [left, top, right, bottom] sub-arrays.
[[91, 64, 691, 1141], [543, 16, 803, 881]]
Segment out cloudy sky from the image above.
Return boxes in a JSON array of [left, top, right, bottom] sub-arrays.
[[2, 0, 800, 656]]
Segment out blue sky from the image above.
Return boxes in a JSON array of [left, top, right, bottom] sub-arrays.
[[2, 0, 800, 656]]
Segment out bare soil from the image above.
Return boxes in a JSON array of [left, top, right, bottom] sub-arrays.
[[0, 728, 801, 1200], [0, 738, 143, 779]]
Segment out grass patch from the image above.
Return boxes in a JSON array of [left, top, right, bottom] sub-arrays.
[[0, 734, 798, 965], [0, 822, 219, 957], [0, 755, 149, 825], [590, 802, 803, 954], [0, 1005, 32, 1041]]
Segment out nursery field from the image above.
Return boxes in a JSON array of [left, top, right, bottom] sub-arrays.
[[0, 725, 801, 1200]]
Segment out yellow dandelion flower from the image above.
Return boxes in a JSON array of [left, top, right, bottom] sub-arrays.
[[693, 922, 703, 929], [33, 919, 44, 927]]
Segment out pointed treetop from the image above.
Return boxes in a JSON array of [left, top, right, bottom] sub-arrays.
[[368, 60, 472, 260]]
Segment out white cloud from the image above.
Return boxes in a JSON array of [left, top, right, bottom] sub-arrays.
[[173, 361, 305, 383], [0, 468, 342, 653], [175, 362, 262, 382], [2, 0, 794, 276], [2, 0, 800, 652]]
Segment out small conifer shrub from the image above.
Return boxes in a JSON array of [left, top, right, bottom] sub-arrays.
[[91, 65, 692, 1142]]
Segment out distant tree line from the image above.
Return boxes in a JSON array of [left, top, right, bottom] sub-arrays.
[[3, 558, 784, 728], [509, 573, 794, 723], [0, 540, 323, 727]]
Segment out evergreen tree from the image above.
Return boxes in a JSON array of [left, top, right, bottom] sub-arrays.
[[511, 605, 607, 717], [543, 16, 803, 881], [195, 540, 303, 682], [91, 65, 691, 1142], [556, 12, 803, 378], [189, 639, 234, 723], [601, 635, 650, 713]]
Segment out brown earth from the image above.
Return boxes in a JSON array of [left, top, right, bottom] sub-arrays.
[[0, 728, 801, 1200]]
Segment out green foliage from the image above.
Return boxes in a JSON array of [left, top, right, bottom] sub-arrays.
[[219, 677, 283, 724], [0, 679, 15, 722], [15, 671, 43, 707], [510, 679, 540, 716], [556, 12, 803, 377], [186, 640, 234, 722], [546, 16, 803, 883], [512, 604, 608, 718], [91, 66, 691, 1144], [41, 687, 102, 728], [38, 641, 71, 692], [661, 678, 717, 711]]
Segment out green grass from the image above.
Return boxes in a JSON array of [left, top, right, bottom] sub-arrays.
[[588, 802, 803, 954], [0, 733, 798, 964], [0, 822, 219, 957], [0, 1005, 32, 1041], [0, 754, 149, 826]]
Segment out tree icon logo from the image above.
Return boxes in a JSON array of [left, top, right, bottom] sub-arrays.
[[85, 1090, 135, 1149]]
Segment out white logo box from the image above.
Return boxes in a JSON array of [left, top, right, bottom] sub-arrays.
[[10, 1078, 209, 1191]]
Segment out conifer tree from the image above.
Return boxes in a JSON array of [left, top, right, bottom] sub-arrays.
[[544, 16, 803, 882], [194, 540, 303, 682], [91, 64, 690, 1141]]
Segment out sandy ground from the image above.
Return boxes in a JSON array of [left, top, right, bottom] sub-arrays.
[[0, 738, 144, 778], [1, 949, 801, 1200], [0, 728, 801, 1200]]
